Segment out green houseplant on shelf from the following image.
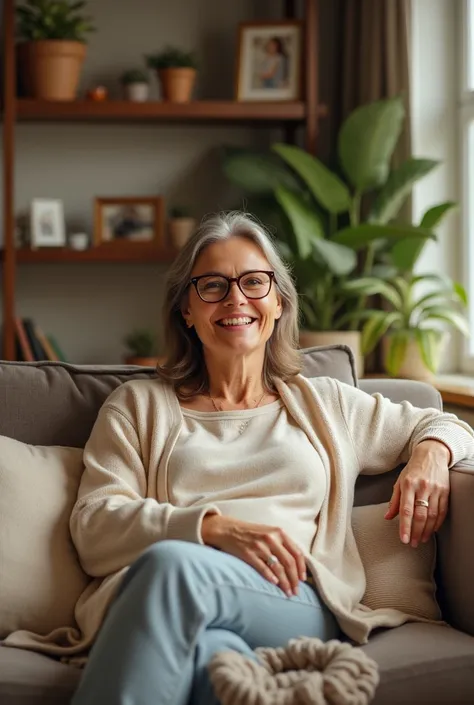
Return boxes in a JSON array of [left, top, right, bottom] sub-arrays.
[[343, 205, 470, 381], [222, 96, 439, 375], [16, 0, 95, 101], [123, 328, 160, 367], [145, 46, 198, 103], [121, 69, 150, 103]]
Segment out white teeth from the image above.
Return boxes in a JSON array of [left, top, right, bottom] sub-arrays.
[[219, 317, 253, 326]]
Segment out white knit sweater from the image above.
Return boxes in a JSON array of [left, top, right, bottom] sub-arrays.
[[5, 374, 474, 659]]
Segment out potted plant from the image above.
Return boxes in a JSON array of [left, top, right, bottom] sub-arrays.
[[168, 206, 196, 250], [16, 0, 95, 101], [222, 97, 438, 372], [145, 46, 197, 103], [123, 328, 160, 367], [343, 205, 469, 381], [121, 69, 150, 102]]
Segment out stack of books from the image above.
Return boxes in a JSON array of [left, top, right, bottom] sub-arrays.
[[14, 318, 67, 362]]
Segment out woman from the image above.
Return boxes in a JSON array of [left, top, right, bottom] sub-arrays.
[[71, 212, 474, 705], [258, 37, 288, 89]]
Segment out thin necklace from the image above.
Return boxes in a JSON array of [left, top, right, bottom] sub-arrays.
[[208, 390, 267, 435]]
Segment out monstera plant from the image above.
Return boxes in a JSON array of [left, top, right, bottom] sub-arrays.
[[222, 96, 446, 375]]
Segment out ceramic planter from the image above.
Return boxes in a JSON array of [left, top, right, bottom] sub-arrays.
[[18, 40, 86, 101], [382, 333, 448, 381], [158, 68, 196, 103], [299, 330, 364, 379], [124, 83, 150, 102]]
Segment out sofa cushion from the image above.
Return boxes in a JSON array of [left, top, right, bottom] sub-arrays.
[[0, 345, 356, 447], [352, 502, 441, 621], [362, 622, 474, 705], [0, 647, 80, 705], [0, 436, 89, 639]]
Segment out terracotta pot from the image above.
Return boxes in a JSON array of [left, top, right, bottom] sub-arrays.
[[299, 330, 364, 379], [124, 83, 150, 102], [169, 218, 196, 249], [124, 356, 160, 367], [382, 333, 448, 382], [18, 40, 86, 101], [158, 68, 196, 103]]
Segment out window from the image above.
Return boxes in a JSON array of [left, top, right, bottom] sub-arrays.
[[460, 0, 474, 369]]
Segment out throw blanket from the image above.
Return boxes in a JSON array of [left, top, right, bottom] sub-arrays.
[[208, 637, 379, 705]]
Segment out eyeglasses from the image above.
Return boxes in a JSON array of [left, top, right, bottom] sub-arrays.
[[189, 270, 275, 303]]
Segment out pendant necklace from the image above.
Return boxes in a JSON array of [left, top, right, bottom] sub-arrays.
[[209, 390, 267, 435]]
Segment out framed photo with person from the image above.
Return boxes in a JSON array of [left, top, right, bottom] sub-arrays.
[[30, 198, 66, 248], [94, 196, 164, 247], [235, 21, 303, 102]]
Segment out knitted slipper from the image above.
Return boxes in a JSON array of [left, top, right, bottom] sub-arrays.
[[208, 636, 379, 705]]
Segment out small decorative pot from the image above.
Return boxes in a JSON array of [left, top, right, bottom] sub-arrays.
[[68, 232, 89, 250], [158, 68, 196, 103], [169, 217, 196, 249], [18, 40, 86, 101], [124, 82, 150, 102]]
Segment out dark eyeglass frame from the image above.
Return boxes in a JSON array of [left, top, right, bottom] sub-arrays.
[[189, 270, 275, 303]]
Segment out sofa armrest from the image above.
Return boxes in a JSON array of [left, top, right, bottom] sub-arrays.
[[437, 463, 474, 635]]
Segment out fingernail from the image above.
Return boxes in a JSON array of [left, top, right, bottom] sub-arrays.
[[286, 590, 292, 598], [302, 573, 307, 582], [411, 540, 418, 548], [271, 575, 279, 583], [402, 534, 409, 544]]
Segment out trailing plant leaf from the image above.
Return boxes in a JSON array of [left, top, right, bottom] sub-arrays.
[[222, 148, 301, 195], [361, 311, 403, 355], [272, 143, 351, 214], [420, 201, 457, 229], [415, 329, 444, 373], [275, 186, 324, 259], [338, 97, 405, 191], [418, 306, 470, 337], [310, 238, 357, 276], [342, 277, 403, 309], [369, 158, 438, 224]]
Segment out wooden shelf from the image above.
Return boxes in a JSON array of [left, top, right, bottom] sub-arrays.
[[11, 246, 176, 264], [15, 99, 318, 123]]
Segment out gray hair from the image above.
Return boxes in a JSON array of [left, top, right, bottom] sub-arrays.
[[156, 211, 302, 397]]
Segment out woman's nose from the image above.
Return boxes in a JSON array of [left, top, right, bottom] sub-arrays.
[[224, 281, 247, 304]]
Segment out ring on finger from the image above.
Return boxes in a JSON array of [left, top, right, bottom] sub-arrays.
[[415, 498, 430, 508], [266, 554, 279, 568]]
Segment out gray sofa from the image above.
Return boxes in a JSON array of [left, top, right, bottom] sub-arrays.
[[1, 346, 474, 705]]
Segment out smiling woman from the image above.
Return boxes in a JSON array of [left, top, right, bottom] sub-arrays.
[[70, 211, 474, 705]]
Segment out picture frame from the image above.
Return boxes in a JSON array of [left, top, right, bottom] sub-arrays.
[[30, 198, 66, 248], [94, 196, 165, 247], [235, 21, 303, 102]]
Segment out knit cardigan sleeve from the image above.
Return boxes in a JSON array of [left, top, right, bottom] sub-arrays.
[[70, 401, 220, 578], [334, 379, 474, 474]]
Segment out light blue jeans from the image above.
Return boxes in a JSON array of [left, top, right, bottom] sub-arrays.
[[71, 540, 340, 705]]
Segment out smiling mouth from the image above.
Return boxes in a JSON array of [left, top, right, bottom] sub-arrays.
[[216, 317, 257, 328]]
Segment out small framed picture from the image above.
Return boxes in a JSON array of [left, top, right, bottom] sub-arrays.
[[235, 21, 303, 102], [94, 196, 164, 247], [30, 198, 66, 248]]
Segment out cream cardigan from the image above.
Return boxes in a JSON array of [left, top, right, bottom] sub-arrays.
[[5, 374, 474, 660]]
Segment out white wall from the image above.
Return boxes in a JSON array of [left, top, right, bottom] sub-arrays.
[[5, 0, 283, 363], [410, 0, 460, 371]]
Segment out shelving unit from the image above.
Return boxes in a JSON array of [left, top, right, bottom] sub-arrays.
[[1, 0, 324, 361]]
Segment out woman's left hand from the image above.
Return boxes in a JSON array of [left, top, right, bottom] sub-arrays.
[[384, 440, 451, 548]]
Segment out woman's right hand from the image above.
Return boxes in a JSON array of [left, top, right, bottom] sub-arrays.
[[201, 514, 307, 597]]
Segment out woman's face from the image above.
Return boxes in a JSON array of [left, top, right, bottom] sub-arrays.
[[266, 39, 278, 54], [183, 237, 282, 359]]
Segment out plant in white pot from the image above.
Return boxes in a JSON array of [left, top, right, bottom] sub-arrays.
[[344, 205, 469, 380], [16, 0, 95, 101], [168, 206, 196, 250], [121, 69, 150, 102], [145, 46, 197, 103], [222, 96, 439, 374]]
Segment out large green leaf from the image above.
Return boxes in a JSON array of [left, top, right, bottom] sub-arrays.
[[361, 311, 403, 355], [332, 223, 435, 250], [385, 330, 410, 376], [420, 201, 457, 229], [338, 97, 405, 191], [274, 186, 324, 259], [418, 307, 470, 336], [454, 281, 469, 306], [415, 329, 444, 373], [272, 143, 351, 214], [222, 147, 300, 194], [369, 158, 439, 224], [311, 238, 357, 276]]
